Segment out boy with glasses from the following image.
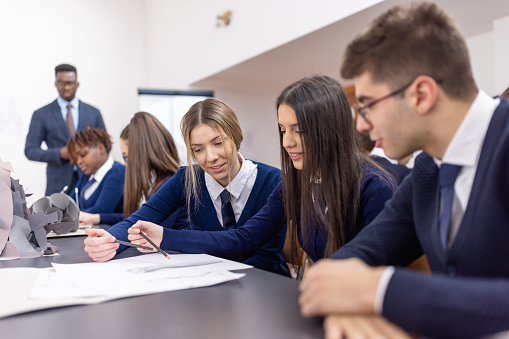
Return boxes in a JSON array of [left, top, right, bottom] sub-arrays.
[[299, 3, 509, 338]]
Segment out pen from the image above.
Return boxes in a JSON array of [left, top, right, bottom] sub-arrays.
[[75, 187, 79, 208], [139, 231, 170, 259], [114, 239, 153, 251]]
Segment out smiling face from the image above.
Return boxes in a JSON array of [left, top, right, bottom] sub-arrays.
[[74, 144, 107, 176], [189, 123, 241, 187], [354, 71, 417, 160], [278, 104, 304, 170]]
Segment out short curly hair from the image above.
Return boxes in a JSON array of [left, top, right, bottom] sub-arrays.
[[67, 127, 112, 163]]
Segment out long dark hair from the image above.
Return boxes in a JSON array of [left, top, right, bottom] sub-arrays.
[[277, 75, 392, 261], [122, 112, 180, 217]]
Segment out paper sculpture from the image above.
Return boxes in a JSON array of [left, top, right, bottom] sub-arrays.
[[0, 156, 79, 260]]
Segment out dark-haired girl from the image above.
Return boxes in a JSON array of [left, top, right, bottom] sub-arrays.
[[67, 127, 125, 215]]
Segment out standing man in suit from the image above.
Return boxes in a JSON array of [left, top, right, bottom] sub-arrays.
[[25, 64, 105, 195], [299, 3, 509, 338]]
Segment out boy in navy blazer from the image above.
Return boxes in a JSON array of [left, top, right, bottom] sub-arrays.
[[299, 3, 509, 338], [25, 64, 105, 195]]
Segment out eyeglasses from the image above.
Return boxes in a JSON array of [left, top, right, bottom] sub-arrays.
[[353, 80, 414, 126], [56, 81, 78, 88]]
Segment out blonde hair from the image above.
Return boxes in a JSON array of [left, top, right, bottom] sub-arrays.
[[180, 98, 243, 217]]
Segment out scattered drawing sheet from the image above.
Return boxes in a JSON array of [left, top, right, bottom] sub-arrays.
[[0, 253, 250, 318], [46, 228, 88, 238]]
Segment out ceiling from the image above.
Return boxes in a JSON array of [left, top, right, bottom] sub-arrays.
[[191, 0, 509, 93]]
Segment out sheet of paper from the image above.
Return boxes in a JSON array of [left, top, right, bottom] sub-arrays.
[[30, 253, 250, 299], [0, 267, 117, 318], [47, 228, 88, 238], [0, 254, 249, 319], [49, 253, 250, 288], [30, 268, 243, 300]]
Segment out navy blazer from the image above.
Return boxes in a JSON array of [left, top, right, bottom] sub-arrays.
[[25, 99, 105, 195], [154, 166, 394, 264], [108, 162, 290, 276], [70, 161, 125, 214], [331, 99, 509, 338]]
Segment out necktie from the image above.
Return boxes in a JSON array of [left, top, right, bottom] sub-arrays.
[[438, 164, 461, 250], [220, 189, 236, 230], [79, 178, 96, 205], [66, 104, 75, 137]]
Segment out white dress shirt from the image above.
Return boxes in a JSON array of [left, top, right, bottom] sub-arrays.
[[205, 153, 258, 228], [83, 157, 114, 200], [374, 91, 500, 313], [57, 96, 79, 131]]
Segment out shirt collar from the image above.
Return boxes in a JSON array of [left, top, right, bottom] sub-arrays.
[[434, 90, 499, 167], [205, 153, 256, 201], [91, 157, 114, 184], [57, 96, 79, 110]]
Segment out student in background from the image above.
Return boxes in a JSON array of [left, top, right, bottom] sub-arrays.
[[122, 75, 395, 272], [68, 127, 124, 215], [84, 99, 289, 276], [357, 131, 410, 184], [78, 112, 187, 230], [299, 3, 509, 338]]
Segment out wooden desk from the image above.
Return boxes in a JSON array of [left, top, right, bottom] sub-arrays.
[[0, 235, 324, 339]]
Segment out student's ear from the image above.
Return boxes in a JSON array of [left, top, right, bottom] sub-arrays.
[[97, 143, 106, 154], [409, 75, 438, 116]]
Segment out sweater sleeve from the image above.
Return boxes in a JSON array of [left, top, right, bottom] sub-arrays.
[[331, 174, 423, 267], [159, 182, 286, 262], [107, 168, 187, 248], [384, 269, 509, 338], [99, 213, 125, 226]]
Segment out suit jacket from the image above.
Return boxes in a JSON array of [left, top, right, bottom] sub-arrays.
[[70, 161, 125, 214], [331, 99, 509, 338], [108, 162, 291, 276], [25, 99, 105, 195]]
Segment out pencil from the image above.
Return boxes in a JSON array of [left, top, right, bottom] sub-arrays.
[[114, 239, 153, 251], [139, 231, 170, 259]]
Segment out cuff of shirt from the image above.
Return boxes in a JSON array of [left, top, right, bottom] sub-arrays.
[[374, 266, 395, 314]]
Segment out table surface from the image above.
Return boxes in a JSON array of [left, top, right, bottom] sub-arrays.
[[0, 234, 324, 339]]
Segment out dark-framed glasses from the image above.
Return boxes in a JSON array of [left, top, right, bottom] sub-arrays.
[[353, 80, 414, 126], [56, 81, 78, 88]]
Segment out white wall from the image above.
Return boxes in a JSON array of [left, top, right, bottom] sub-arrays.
[[143, 0, 384, 167], [143, 0, 382, 88], [494, 15, 509, 95], [0, 0, 146, 204], [466, 13, 509, 97], [467, 32, 495, 96], [214, 87, 282, 168]]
